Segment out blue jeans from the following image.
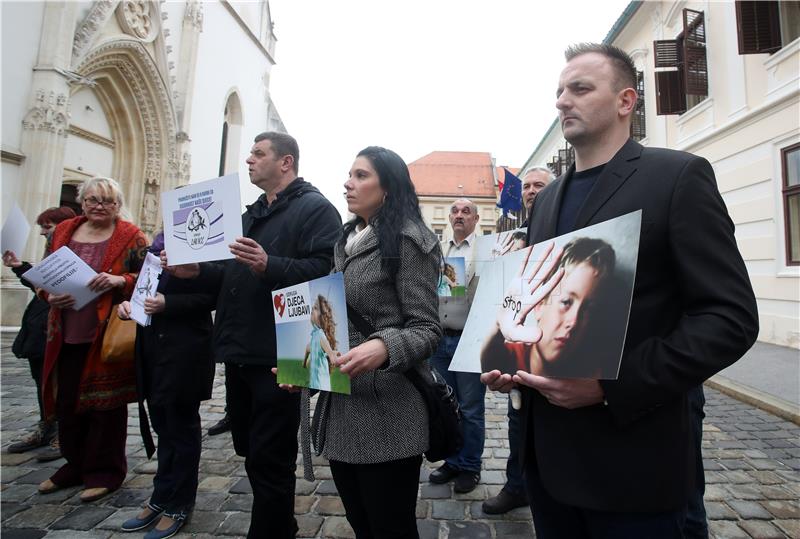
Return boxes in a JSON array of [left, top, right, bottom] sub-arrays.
[[504, 396, 526, 495], [684, 385, 708, 539], [430, 333, 486, 472]]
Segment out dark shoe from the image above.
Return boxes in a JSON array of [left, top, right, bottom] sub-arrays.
[[207, 415, 231, 436], [121, 502, 164, 532], [454, 470, 480, 493], [36, 435, 61, 462], [429, 463, 459, 484], [7, 421, 49, 453], [144, 510, 188, 539], [482, 488, 529, 514]]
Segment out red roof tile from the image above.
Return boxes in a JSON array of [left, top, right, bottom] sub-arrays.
[[408, 151, 497, 198]]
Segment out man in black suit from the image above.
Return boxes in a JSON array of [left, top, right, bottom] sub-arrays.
[[481, 43, 758, 538]]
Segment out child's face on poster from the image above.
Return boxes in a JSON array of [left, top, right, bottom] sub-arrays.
[[533, 262, 600, 364]]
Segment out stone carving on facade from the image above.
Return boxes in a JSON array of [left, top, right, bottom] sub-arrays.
[[73, 0, 118, 62], [116, 0, 159, 42], [141, 183, 159, 227], [22, 89, 70, 137], [184, 0, 204, 31]]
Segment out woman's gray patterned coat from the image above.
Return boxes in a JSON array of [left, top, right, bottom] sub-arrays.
[[311, 220, 442, 464]]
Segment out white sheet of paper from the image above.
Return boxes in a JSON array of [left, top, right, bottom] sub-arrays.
[[1, 203, 31, 259], [161, 173, 243, 266], [21, 246, 101, 310], [130, 252, 162, 326]]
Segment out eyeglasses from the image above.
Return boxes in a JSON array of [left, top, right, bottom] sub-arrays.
[[83, 196, 118, 208]]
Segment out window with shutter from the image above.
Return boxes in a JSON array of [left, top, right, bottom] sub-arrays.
[[782, 143, 800, 266], [736, 1, 782, 54], [631, 70, 647, 141], [653, 8, 708, 115], [683, 9, 708, 96]]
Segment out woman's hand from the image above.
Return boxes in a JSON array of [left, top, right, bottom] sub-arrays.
[[496, 242, 564, 343], [117, 301, 132, 320], [2, 250, 21, 268], [87, 272, 125, 293], [159, 250, 200, 279], [336, 339, 388, 378], [48, 293, 76, 309], [271, 367, 302, 393], [143, 292, 166, 315]]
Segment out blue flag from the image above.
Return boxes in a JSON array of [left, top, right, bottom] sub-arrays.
[[497, 168, 522, 216]]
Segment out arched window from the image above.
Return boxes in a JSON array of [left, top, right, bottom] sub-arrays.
[[218, 92, 243, 176]]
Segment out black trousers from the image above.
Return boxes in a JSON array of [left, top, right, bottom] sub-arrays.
[[525, 463, 686, 539], [225, 363, 300, 539], [330, 455, 422, 539], [148, 401, 202, 513], [28, 356, 45, 421]]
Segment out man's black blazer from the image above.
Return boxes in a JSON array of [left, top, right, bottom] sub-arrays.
[[521, 139, 758, 512]]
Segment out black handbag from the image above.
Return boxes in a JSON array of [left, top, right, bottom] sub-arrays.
[[346, 303, 463, 463]]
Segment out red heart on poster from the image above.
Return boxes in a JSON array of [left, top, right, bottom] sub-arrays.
[[274, 294, 285, 317]]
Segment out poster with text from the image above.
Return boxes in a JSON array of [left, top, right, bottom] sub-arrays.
[[273, 273, 351, 394], [449, 211, 641, 379], [161, 173, 242, 265], [439, 257, 466, 297], [22, 246, 101, 310], [129, 252, 162, 327]]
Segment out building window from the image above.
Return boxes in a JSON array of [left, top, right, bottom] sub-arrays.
[[630, 70, 646, 141], [782, 143, 800, 265], [434, 206, 444, 219], [735, 1, 800, 55], [483, 229, 493, 235], [434, 227, 444, 241], [653, 9, 708, 115], [547, 143, 574, 178]]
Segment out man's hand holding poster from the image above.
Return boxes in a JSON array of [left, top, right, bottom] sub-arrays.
[[161, 173, 243, 266], [450, 211, 641, 379], [273, 273, 351, 394]]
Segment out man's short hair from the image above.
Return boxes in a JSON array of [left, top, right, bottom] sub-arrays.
[[523, 166, 555, 183], [565, 43, 637, 92], [450, 198, 478, 214], [254, 131, 299, 173]]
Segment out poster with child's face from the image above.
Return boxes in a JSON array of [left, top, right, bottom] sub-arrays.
[[439, 257, 466, 297], [273, 273, 351, 394], [473, 228, 528, 277]]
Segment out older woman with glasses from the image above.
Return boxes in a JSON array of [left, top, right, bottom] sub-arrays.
[[37, 177, 147, 503]]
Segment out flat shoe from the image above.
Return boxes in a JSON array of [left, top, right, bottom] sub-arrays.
[[121, 502, 164, 532], [38, 479, 61, 494], [80, 486, 110, 502]]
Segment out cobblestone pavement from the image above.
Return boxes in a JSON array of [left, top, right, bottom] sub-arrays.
[[1, 335, 799, 538]]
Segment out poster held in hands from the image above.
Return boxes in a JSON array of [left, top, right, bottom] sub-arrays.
[[1, 203, 31, 259], [273, 273, 351, 394], [449, 211, 641, 380], [21, 246, 102, 310], [161, 173, 243, 265], [129, 252, 163, 326]]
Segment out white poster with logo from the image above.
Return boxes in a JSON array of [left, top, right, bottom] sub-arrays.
[[129, 252, 163, 327], [161, 173, 243, 266], [272, 273, 351, 394]]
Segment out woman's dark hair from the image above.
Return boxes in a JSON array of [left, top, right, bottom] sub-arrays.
[[342, 146, 426, 275], [36, 206, 76, 226]]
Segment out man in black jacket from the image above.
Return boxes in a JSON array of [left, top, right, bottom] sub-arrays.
[[166, 132, 341, 538], [482, 44, 758, 538]]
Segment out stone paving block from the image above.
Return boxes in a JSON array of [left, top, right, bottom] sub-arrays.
[[431, 500, 466, 520], [294, 494, 315, 514], [181, 509, 225, 534], [749, 470, 785, 484], [0, 529, 47, 539], [773, 519, 800, 538], [1, 466, 35, 483], [42, 531, 112, 539], [479, 470, 504, 484], [0, 484, 36, 503], [737, 519, 787, 539], [320, 515, 355, 538], [0, 453, 35, 466], [1, 502, 26, 521], [32, 486, 82, 504], [197, 475, 234, 491], [758, 484, 797, 500], [420, 483, 450, 499], [296, 514, 324, 538], [121, 474, 152, 489], [50, 506, 115, 531], [453, 484, 486, 501], [447, 521, 491, 538], [703, 484, 727, 501], [194, 491, 228, 511], [761, 499, 800, 519], [416, 519, 439, 539], [14, 468, 57, 485], [106, 488, 149, 508], [217, 512, 251, 536], [132, 460, 157, 474], [4, 505, 72, 529], [295, 479, 318, 495], [95, 508, 139, 531], [493, 520, 535, 537], [727, 499, 773, 519], [228, 476, 252, 494], [704, 501, 737, 520], [316, 496, 345, 516], [415, 499, 429, 519], [708, 520, 749, 539], [312, 466, 332, 480], [315, 480, 339, 495], [200, 461, 239, 476]]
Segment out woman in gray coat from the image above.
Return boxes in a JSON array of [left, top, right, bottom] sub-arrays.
[[311, 146, 441, 538]]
